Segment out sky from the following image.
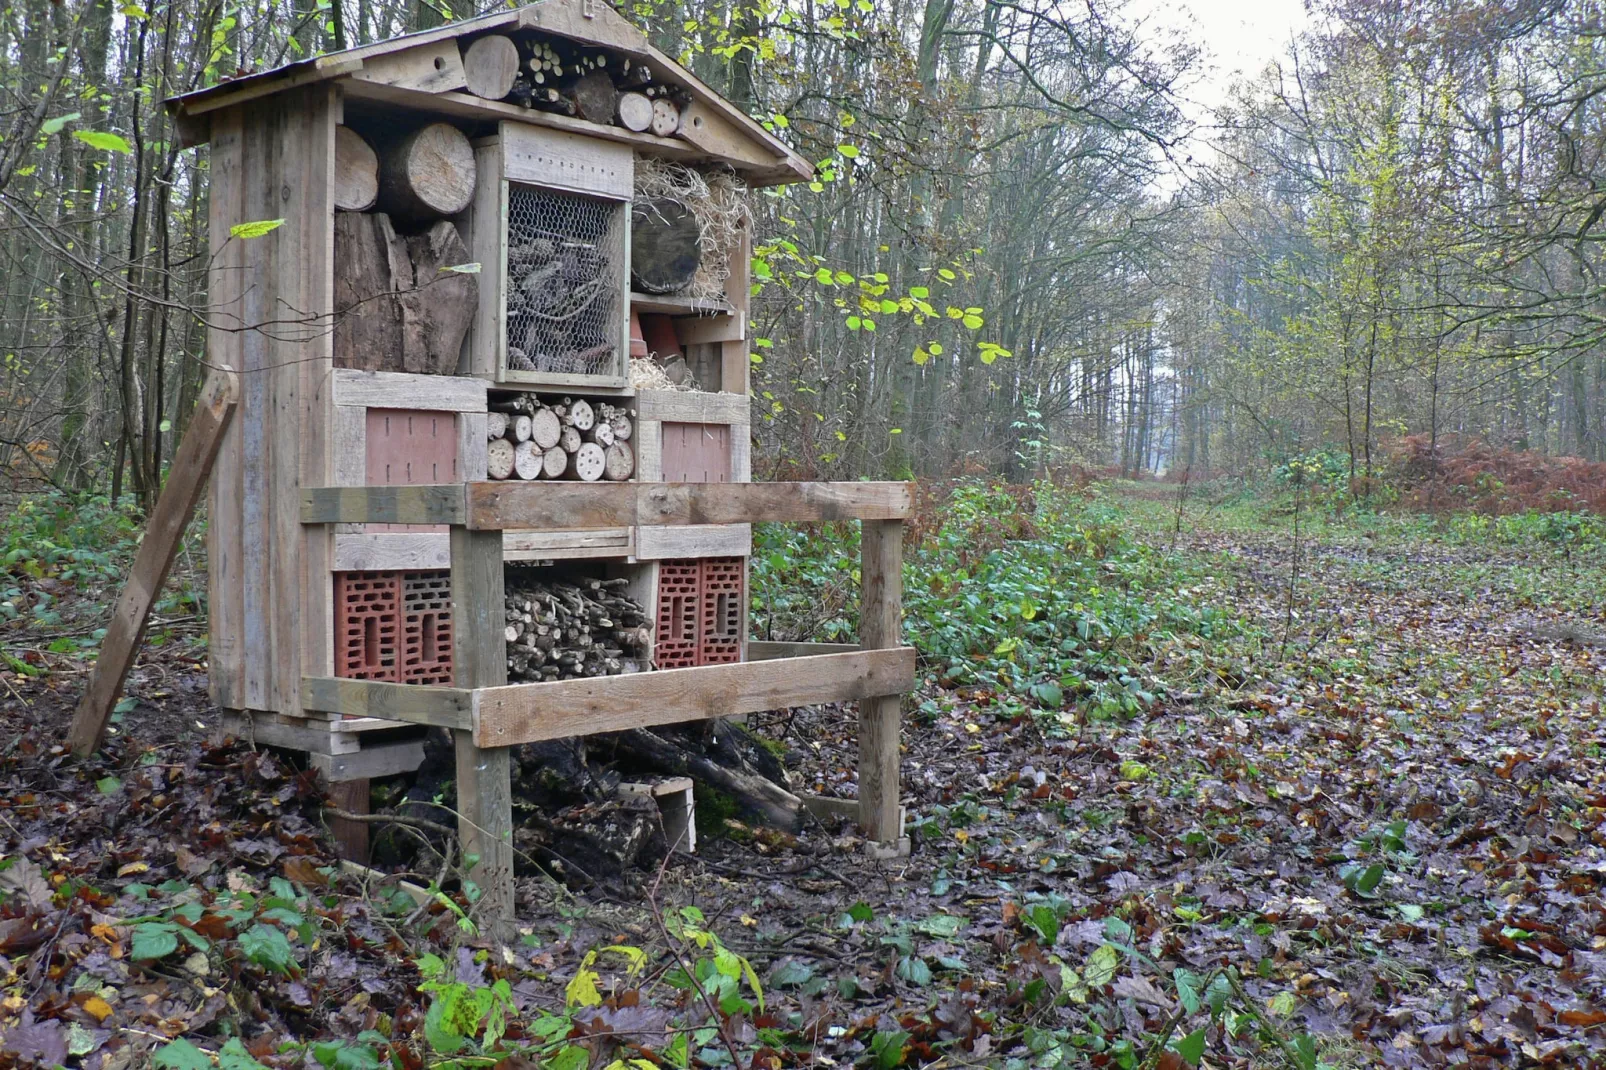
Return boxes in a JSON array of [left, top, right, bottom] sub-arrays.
[[1130, 0, 1311, 121]]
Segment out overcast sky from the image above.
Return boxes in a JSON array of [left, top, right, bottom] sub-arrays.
[[1130, 0, 1311, 120]]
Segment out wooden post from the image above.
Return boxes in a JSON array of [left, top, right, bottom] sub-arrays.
[[327, 779, 371, 863], [69, 369, 240, 757], [858, 519, 906, 853], [449, 524, 514, 932]]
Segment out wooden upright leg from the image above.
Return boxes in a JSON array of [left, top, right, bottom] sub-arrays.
[[450, 525, 514, 931], [327, 779, 371, 864], [858, 519, 906, 852]]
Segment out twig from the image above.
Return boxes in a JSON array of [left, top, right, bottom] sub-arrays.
[[645, 845, 745, 1069], [325, 807, 457, 838]]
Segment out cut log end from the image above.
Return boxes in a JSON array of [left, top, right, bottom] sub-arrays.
[[334, 126, 379, 212], [649, 98, 681, 138], [487, 438, 517, 480], [462, 35, 520, 100], [571, 442, 606, 482], [617, 92, 654, 132], [379, 122, 477, 220], [603, 441, 635, 481]]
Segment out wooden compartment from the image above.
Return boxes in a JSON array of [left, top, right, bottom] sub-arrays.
[[466, 123, 633, 390]]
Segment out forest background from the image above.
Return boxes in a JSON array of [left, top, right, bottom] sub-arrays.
[[0, 0, 1603, 506]]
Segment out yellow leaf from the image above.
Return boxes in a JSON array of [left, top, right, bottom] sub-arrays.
[[565, 968, 603, 1008], [116, 862, 148, 877], [82, 996, 114, 1022]]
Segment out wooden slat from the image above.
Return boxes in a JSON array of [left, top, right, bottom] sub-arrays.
[[748, 640, 860, 660], [67, 371, 241, 755], [473, 647, 917, 747], [312, 741, 427, 782], [303, 484, 466, 525], [332, 368, 488, 412], [858, 519, 904, 844], [634, 523, 749, 561], [636, 389, 750, 425], [300, 677, 475, 728], [464, 481, 913, 531]]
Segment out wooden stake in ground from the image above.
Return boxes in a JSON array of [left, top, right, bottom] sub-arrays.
[[334, 126, 379, 211], [68, 370, 241, 757]]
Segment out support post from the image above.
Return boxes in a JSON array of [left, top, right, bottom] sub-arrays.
[[327, 779, 371, 863], [69, 369, 240, 756], [858, 519, 906, 853], [449, 524, 513, 931]]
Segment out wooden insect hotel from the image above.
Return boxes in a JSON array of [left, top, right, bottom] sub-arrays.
[[68, 1, 915, 924]]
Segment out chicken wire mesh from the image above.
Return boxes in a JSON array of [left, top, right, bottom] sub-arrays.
[[505, 182, 625, 379]]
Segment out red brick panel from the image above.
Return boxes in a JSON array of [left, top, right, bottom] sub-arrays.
[[655, 560, 701, 669], [698, 556, 744, 665], [334, 571, 401, 681], [399, 570, 454, 685]]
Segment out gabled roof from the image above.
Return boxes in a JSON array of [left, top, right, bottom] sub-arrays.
[[166, 0, 811, 186]]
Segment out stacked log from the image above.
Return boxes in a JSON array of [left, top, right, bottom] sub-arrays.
[[458, 32, 689, 136], [504, 575, 651, 681], [486, 395, 636, 482]]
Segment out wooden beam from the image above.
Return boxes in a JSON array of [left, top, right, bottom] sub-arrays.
[[450, 525, 514, 932], [857, 519, 905, 846], [68, 370, 240, 756], [302, 484, 466, 525], [473, 647, 916, 747], [747, 640, 860, 660], [300, 677, 475, 728], [303, 481, 913, 529]]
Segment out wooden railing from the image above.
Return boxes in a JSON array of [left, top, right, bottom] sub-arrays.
[[301, 480, 913, 927]]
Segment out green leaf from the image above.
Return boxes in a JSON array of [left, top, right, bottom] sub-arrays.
[[813, 266, 833, 285], [1024, 904, 1059, 944], [229, 218, 286, 240], [915, 914, 964, 937], [238, 923, 295, 974], [847, 901, 874, 923], [546, 1047, 590, 1070], [157, 419, 171, 433], [1340, 862, 1385, 897], [132, 922, 180, 961], [312, 1040, 382, 1070], [837, 144, 859, 158], [961, 313, 984, 329], [937, 268, 956, 281], [73, 130, 132, 153], [1174, 969, 1202, 1015], [909, 286, 929, 299], [96, 776, 121, 794], [1083, 943, 1119, 988], [1267, 990, 1297, 1017], [566, 967, 602, 1007], [1396, 903, 1425, 923], [1174, 1027, 1207, 1064], [770, 960, 814, 987], [895, 954, 931, 986], [152, 1039, 212, 1070], [911, 346, 930, 366], [219, 1038, 272, 1070], [41, 112, 82, 136]]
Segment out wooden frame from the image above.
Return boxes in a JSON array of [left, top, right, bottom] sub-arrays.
[[302, 479, 913, 926]]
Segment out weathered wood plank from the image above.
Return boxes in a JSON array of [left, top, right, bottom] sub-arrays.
[[858, 519, 904, 845], [68, 370, 240, 756], [450, 525, 514, 930], [300, 677, 475, 728], [473, 647, 916, 747], [463, 480, 913, 530], [747, 640, 860, 660], [636, 389, 750, 425], [303, 484, 466, 525], [332, 368, 488, 412], [634, 523, 749, 560], [312, 741, 428, 782]]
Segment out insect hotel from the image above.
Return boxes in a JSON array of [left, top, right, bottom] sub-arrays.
[[65, 1, 915, 923]]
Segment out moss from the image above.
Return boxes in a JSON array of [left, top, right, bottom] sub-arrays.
[[693, 784, 745, 842]]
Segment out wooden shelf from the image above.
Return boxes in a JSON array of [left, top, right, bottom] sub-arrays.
[[630, 292, 735, 317]]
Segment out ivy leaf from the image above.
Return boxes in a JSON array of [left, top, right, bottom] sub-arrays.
[[73, 130, 132, 153], [229, 218, 285, 240]]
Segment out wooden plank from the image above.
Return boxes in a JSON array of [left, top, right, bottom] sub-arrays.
[[467, 140, 503, 379], [302, 87, 340, 693], [68, 372, 241, 756], [636, 389, 750, 425], [858, 519, 904, 844], [748, 640, 860, 660], [450, 524, 513, 929], [674, 312, 745, 346], [181, 56, 365, 117], [332, 369, 488, 412], [303, 484, 466, 525], [465, 480, 913, 530], [473, 647, 917, 747], [636, 419, 662, 482], [350, 39, 466, 94], [501, 122, 633, 199], [219, 709, 362, 755], [460, 414, 488, 481], [327, 779, 371, 862], [312, 740, 427, 781], [300, 677, 475, 728], [634, 523, 750, 560], [332, 532, 453, 570], [629, 292, 735, 316]]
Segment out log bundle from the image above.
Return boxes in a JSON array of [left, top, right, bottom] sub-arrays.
[[486, 394, 636, 482], [504, 575, 651, 681], [333, 213, 478, 374], [457, 32, 690, 138]]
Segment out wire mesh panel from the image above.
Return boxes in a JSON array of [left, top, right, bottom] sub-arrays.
[[504, 183, 625, 379]]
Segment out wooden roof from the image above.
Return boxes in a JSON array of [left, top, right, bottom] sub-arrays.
[[166, 0, 811, 186]]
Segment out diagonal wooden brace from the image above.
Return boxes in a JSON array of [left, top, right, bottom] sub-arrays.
[[68, 369, 240, 757]]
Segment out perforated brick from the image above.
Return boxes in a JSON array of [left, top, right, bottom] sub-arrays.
[[399, 570, 454, 685], [334, 571, 401, 681], [699, 557, 744, 665], [655, 561, 701, 669]]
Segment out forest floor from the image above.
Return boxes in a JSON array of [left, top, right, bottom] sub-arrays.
[[0, 483, 1603, 1068]]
